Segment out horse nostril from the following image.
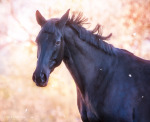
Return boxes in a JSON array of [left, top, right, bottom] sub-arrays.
[[40, 73, 47, 83], [32, 74, 36, 82]]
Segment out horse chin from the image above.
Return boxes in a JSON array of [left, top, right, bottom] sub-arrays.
[[36, 82, 48, 87]]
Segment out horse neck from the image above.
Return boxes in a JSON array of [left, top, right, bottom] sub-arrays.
[[63, 26, 116, 96]]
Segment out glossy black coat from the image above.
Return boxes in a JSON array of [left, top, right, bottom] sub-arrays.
[[33, 10, 150, 122]]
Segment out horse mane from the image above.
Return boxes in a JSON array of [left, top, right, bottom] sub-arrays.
[[66, 12, 117, 55]]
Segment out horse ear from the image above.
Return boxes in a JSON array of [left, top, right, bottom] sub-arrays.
[[36, 10, 46, 26], [57, 9, 70, 28]]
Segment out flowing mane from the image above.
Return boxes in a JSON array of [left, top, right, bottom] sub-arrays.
[[66, 12, 117, 55]]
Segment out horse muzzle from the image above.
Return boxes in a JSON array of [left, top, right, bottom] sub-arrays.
[[32, 69, 50, 87]]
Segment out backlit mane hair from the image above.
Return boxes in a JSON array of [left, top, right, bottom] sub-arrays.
[[66, 12, 117, 55]]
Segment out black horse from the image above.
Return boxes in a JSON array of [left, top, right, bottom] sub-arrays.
[[32, 9, 150, 122]]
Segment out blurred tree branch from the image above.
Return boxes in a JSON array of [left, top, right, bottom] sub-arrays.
[[9, 0, 35, 45]]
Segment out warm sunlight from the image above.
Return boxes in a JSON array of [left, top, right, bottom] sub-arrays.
[[0, 0, 150, 121]]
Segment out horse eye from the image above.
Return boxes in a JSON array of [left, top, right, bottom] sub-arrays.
[[56, 41, 60, 45]]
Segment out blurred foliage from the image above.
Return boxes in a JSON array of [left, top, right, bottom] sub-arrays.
[[127, 0, 150, 35], [0, 0, 150, 122]]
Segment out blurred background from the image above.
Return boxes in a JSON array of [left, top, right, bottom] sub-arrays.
[[0, 0, 150, 121]]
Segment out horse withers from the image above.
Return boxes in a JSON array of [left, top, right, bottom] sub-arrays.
[[32, 9, 150, 122]]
